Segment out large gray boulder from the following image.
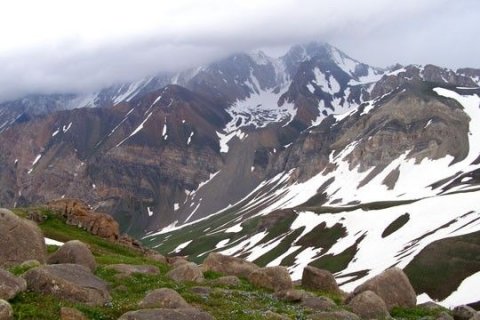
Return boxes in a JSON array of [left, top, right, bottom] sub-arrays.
[[105, 264, 159, 276], [118, 308, 214, 320], [47, 240, 96, 272], [348, 290, 390, 319], [23, 264, 111, 306], [139, 288, 190, 309], [202, 253, 259, 277], [0, 208, 47, 268], [0, 268, 27, 300], [302, 266, 341, 295], [210, 275, 241, 287], [0, 299, 13, 320], [248, 266, 293, 292], [167, 263, 204, 283], [351, 268, 416, 311]]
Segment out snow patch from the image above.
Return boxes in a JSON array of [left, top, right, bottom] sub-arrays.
[[225, 223, 243, 233], [171, 240, 193, 254]]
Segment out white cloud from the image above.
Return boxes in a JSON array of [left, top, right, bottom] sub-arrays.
[[0, 0, 478, 101]]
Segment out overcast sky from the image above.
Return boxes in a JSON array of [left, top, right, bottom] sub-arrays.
[[0, 0, 479, 102]]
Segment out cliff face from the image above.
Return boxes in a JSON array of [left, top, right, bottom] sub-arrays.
[[0, 42, 479, 236]]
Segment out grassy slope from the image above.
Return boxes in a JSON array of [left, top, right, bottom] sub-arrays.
[[6, 207, 455, 319]]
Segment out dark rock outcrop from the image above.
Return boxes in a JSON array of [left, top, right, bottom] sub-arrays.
[[0, 208, 47, 268], [453, 305, 478, 320], [23, 264, 111, 306], [351, 268, 416, 311], [0, 268, 27, 301], [47, 240, 96, 272]]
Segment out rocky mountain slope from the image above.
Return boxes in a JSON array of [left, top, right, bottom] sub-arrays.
[[0, 42, 479, 309], [1, 206, 476, 320]]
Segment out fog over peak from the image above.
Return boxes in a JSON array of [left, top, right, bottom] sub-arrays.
[[1, 0, 479, 102]]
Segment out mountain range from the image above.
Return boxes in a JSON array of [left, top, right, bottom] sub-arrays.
[[0, 41, 479, 308]]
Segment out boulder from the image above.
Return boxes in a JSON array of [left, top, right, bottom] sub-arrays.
[[118, 308, 214, 320], [348, 290, 390, 319], [202, 253, 259, 277], [302, 266, 341, 295], [167, 256, 189, 267], [419, 301, 446, 310], [0, 208, 47, 268], [436, 312, 454, 320], [0, 268, 27, 300], [248, 266, 293, 292], [105, 264, 159, 276], [210, 276, 241, 287], [47, 240, 96, 272], [191, 286, 212, 297], [60, 307, 88, 320], [301, 295, 337, 312], [23, 264, 111, 306], [139, 288, 190, 309], [0, 299, 13, 320], [146, 253, 167, 265], [167, 263, 204, 283], [453, 305, 478, 320], [351, 268, 416, 311], [309, 311, 361, 320], [274, 289, 305, 302]]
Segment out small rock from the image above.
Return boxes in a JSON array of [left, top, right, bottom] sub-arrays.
[[167, 256, 189, 266], [147, 253, 167, 264], [308, 311, 361, 320], [275, 289, 305, 302], [302, 266, 341, 295], [167, 262, 204, 283], [0, 208, 47, 268], [419, 301, 446, 310], [210, 275, 241, 287], [351, 267, 416, 311], [0, 268, 27, 300], [23, 264, 111, 306], [301, 295, 337, 311], [60, 307, 88, 320], [248, 266, 293, 292], [348, 290, 390, 319], [0, 299, 13, 320], [47, 240, 96, 272], [453, 305, 478, 320], [118, 308, 214, 320], [105, 264, 159, 276], [139, 288, 190, 309], [436, 311, 454, 320], [264, 310, 291, 320], [191, 286, 212, 296], [202, 253, 259, 277]]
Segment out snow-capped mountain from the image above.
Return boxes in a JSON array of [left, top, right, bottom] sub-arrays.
[[0, 42, 479, 307]]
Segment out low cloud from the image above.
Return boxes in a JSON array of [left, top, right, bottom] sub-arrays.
[[0, 0, 478, 102]]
